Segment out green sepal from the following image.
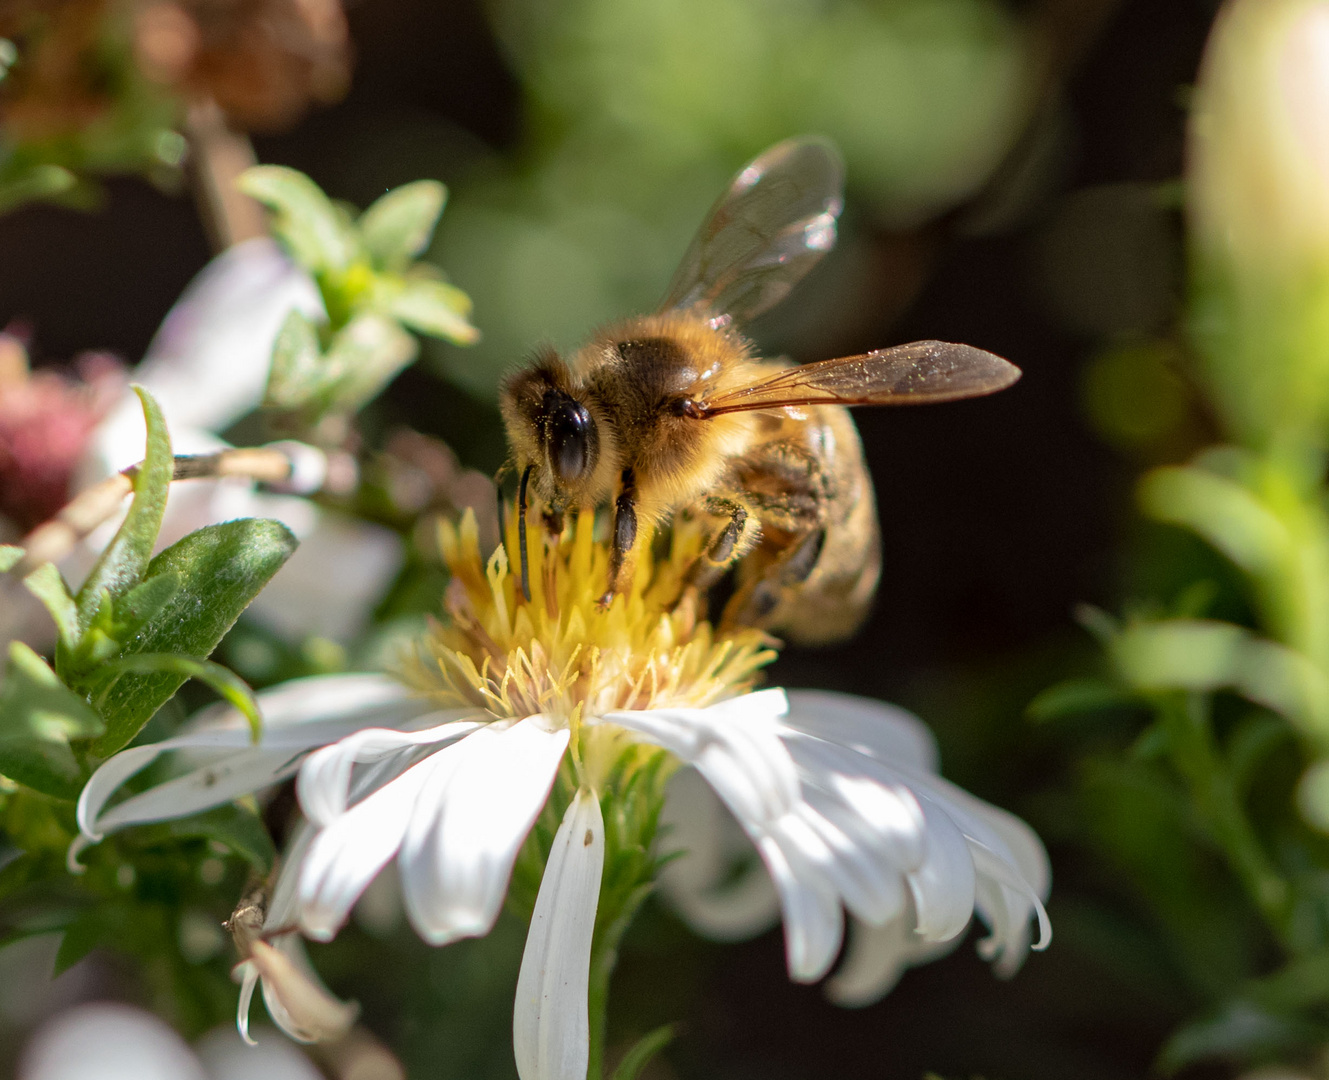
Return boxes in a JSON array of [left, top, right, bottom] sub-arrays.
[[358, 180, 447, 272], [0, 643, 105, 800], [82, 519, 296, 758]]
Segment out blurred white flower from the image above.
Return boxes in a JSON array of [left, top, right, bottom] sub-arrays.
[[72, 237, 403, 646], [18, 1001, 323, 1080]]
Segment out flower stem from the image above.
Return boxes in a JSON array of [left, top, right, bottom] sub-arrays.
[[1158, 691, 1294, 946], [586, 884, 651, 1080]]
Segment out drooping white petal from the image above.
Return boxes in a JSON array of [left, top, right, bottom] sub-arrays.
[[298, 752, 450, 941], [758, 834, 842, 982], [905, 795, 977, 943], [824, 913, 958, 1008], [513, 788, 604, 1080], [657, 768, 780, 941], [297, 716, 481, 828], [76, 675, 430, 846], [606, 688, 799, 831], [250, 937, 359, 1043], [234, 961, 260, 1046], [784, 689, 938, 771], [400, 718, 569, 945]]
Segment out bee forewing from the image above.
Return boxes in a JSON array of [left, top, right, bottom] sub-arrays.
[[698, 341, 1021, 415], [660, 137, 845, 327]]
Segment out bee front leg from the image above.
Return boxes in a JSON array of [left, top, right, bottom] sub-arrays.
[[599, 468, 637, 609]]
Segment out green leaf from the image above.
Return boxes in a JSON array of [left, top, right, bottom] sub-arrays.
[[358, 180, 447, 272], [239, 166, 357, 274], [112, 573, 181, 642], [68, 386, 172, 638], [1027, 677, 1135, 721], [139, 804, 275, 874], [0, 643, 104, 799], [388, 277, 480, 344], [54, 906, 115, 977], [1140, 465, 1288, 579], [100, 653, 261, 742], [84, 519, 297, 757], [610, 1024, 676, 1080], [265, 308, 324, 409], [0, 545, 22, 572], [1157, 1000, 1323, 1073], [0, 163, 76, 214], [22, 563, 78, 650], [1111, 619, 1329, 739]]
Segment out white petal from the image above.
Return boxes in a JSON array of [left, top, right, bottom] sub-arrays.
[[513, 788, 604, 1080], [607, 689, 799, 829], [298, 753, 447, 941], [297, 715, 481, 828], [19, 1002, 208, 1080], [784, 689, 938, 771], [251, 936, 359, 1043], [400, 718, 569, 944], [824, 914, 957, 1008], [77, 675, 433, 843], [266, 823, 316, 933], [657, 768, 780, 941], [234, 961, 260, 1046], [906, 795, 977, 943], [758, 834, 842, 982]]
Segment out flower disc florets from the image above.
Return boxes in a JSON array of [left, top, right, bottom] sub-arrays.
[[409, 507, 777, 732]]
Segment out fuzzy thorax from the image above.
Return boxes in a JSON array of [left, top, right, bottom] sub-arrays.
[[406, 506, 777, 731]]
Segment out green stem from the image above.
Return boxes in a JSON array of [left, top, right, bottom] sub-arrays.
[[1158, 691, 1294, 947], [586, 884, 650, 1080]]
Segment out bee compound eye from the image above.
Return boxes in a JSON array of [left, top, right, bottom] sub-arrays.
[[549, 399, 594, 484]]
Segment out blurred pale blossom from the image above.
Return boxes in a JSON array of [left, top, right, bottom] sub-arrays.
[[75, 237, 403, 645]]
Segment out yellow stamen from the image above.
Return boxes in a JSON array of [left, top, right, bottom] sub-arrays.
[[405, 506, 778, 728]]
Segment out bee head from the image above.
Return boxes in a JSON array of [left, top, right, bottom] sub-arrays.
[[499, 350, 601, 499]]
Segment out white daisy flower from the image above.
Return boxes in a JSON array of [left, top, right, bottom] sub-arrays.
[[76, 510, 1050, 1078]]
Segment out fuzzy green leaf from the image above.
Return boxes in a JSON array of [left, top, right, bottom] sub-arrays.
[[317, 313, 418, 414], [0, 545, 22, 572], [68, 387, 172, 638], [240, 166, 357, 274], [101, 653, 261, 742], [359, 180, 447, 272], [0, 643, 104, 799], [84, 519, 296, 757]]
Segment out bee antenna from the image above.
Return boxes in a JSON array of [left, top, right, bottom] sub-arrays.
[[518, 464, 533, 602]]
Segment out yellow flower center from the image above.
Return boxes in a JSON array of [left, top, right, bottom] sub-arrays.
[[404, 506, 778, 733]]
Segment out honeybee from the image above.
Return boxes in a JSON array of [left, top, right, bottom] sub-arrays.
[[500, 137, 1020, 644]]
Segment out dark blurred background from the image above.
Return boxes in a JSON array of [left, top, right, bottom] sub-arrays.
[[0, 0, 1234, 1076]]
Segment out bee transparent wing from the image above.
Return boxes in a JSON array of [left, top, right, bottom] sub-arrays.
[[696, 342, 1021, 416], [660, 137, 845, 326]]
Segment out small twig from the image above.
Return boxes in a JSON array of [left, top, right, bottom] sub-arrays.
[[186, 98, 267, 252], [12, 442, 332, 576]]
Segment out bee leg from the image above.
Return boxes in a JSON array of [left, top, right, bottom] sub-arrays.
[[599, 468, 637, 609], [685, 496, 754, 592], [723, 525, 826, 629]]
